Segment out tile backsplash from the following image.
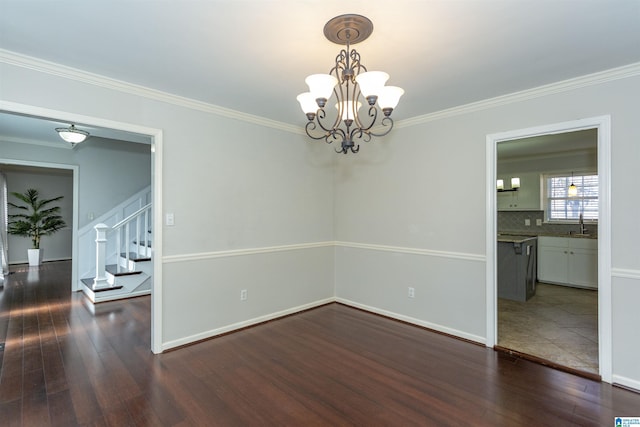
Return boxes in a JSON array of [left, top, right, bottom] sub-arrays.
[[497, 210, 597, 236]]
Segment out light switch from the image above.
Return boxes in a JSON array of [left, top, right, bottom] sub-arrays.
[[536, 219, 542, 226], [165, 213, 175, 226]]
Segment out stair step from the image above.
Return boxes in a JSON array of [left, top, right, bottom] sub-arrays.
[[120, 252, 151, 262], [80, 278, 124, 292], [106, 264, 142, 277]]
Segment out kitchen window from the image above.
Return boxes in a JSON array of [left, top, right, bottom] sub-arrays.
[[544, 173, 598, 222]]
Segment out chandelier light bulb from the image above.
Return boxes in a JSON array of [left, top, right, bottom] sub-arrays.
[[336, 100, 362, 121]]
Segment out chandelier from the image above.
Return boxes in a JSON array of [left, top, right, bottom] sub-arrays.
[[297, 14, 404, 154]]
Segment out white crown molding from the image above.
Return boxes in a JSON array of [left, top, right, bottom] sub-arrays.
[[3, 49, 639, 135], [396, 62, 640, 129], [0, 49, 302, 135]]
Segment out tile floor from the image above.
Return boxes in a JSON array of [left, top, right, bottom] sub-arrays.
[[498, 283, 598, 374]]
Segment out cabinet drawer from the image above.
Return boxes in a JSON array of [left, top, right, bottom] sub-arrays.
[[570, 238, 597, 250], [538, 236, 569, 248]]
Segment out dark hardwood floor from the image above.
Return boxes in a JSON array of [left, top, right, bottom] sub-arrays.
[[1, 261, 639, 426]]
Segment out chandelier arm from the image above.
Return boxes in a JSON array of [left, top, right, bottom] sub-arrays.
[[350, 48, 365, 75], [350, 127, 372, 144], [352, 104, 377, 132], [367, 116, 395, 137], [327, 128, 346, 146], [314, 107, 341, 134], [304, 121, 330, 141]]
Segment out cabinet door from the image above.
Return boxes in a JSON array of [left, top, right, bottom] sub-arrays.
[[497, 191, 520, 210], [537, 246, 569, 284], [569, 248, 598, 288], [496, 172, 540, 211]]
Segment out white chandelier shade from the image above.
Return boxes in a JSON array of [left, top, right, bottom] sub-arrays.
[[354, 71, 389, 100], [305, 74, 338, 104], [377, 86, 405, 111]]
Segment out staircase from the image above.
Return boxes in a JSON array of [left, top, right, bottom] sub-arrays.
[[80, 203, 153, 303]]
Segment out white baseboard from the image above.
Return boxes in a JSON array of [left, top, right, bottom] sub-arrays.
[[161, 297, 336, 351], [335, 298, 487, 345], [163, 296, 487, 351], [612, 375, 640, 393], [9, 256, 72, 265]]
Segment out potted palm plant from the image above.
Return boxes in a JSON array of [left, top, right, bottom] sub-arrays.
[[7, 188, 67, 266]]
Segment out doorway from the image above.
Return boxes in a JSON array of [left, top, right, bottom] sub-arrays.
[[0, 103, 163, 354], [486, 116, 612, 383]]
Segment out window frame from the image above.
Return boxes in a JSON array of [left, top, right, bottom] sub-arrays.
[[542, 171, 598, 224]]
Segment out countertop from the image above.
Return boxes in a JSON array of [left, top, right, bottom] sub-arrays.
[[497, 235, 538, 243], [498, 231, 597, 240]]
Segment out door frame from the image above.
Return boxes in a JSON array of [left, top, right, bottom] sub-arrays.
[[0, 158, 78, 284], [485, 115, 611, 383], [0, 100, 164, 354]]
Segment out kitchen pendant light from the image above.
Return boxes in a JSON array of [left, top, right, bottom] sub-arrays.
[[297, 14, 404, 154], [568, 172, 578, 197]]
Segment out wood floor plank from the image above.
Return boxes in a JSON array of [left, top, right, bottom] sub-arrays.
[[47, 389, 78, 427], [1, 260, 640, 426]]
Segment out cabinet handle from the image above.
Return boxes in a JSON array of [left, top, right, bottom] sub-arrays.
[[570, 251, 574, 255], [564, 251, 568, 254]]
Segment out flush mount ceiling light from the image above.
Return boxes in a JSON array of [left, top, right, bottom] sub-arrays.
[[55, 124, 89, 144], [297, 14, 404, 154]]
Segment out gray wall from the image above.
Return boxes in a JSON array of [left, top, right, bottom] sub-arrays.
[[2, 166, 73, 263], [334, 75, 640, 388], [0, 137, 151, 229], [1, 52, 639, 389]]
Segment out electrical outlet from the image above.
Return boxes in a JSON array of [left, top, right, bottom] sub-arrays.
[[524, 218, 531, 226], [536, 219, 542, 226], [408, 287, 415, 298], [165, 213, 175, 226], [240, 289, 248, 301]]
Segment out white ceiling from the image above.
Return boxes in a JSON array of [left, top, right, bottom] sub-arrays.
[[0, 0, 639, 149]]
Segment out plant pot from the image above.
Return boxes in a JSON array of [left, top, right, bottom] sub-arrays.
[[28, 248, 42, 266]]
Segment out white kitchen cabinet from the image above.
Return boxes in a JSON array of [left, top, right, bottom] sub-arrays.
[[497, 172, 541, 211], [537, 236, 597, 289]]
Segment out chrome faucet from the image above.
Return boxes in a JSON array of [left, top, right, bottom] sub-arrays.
[[579, 213, 588, 234]]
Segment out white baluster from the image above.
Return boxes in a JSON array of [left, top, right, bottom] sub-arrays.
[[93, 224, 110, 290]]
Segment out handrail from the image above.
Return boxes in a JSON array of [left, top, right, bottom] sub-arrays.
[[112, 203, 151, 230], [92, 203, 152, 288]]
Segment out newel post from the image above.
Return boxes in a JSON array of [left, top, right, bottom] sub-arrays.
[[93, 223, 110, 290]]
